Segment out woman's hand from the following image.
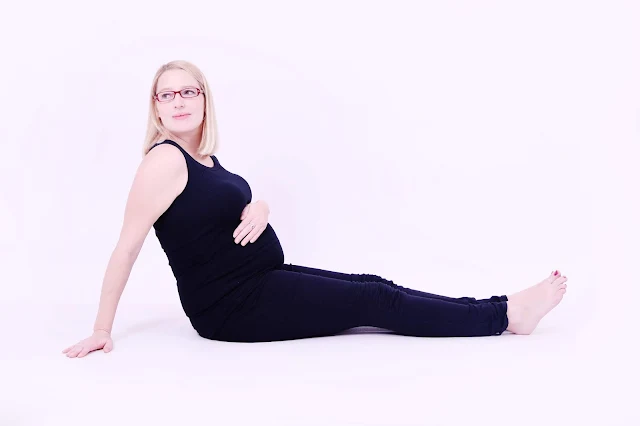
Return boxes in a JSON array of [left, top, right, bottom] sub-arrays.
[[62, 330, 113, 358], [233, 200, 270, 246]]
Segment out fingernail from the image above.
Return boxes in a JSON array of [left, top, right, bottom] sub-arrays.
[[554, 270, 558, 275]]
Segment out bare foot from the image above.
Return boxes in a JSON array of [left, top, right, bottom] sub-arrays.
[[508, 270, 565, 305], [505, 270, 568, 335]]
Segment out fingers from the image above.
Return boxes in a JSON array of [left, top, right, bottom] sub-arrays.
[[77, 346, 92, 358], [64, 345, 82, 358], [64, 343, 88, 358], [248, 228, 264, 244], [235, 222, 266, 245], [64, 343, 112, 357], [62, 344, 80, 356], [238, 228, 252, 245], [244, 225, 266, 245], [65, 344, 93, 358], [234, 224, 252, 243], [233, 217, 259, 240]]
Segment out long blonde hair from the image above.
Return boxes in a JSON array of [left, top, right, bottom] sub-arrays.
[[141, 60, 220, 157]]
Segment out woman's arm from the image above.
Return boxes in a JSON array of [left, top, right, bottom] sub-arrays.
[[92, 144, 188, 333], [92, 247, 139, 334], [64, 144, 187, 357]]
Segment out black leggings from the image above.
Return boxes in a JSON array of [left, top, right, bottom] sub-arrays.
[[208, 264, 508, 342], [207, 263, 509, 342]]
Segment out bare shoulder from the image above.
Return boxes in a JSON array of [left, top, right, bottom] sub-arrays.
[[143, 143, 186, 170], [113, 144, 188, 256], [140, 143, 187, 185]]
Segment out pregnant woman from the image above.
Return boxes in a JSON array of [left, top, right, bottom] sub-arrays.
[[63, 60, 567, 357]]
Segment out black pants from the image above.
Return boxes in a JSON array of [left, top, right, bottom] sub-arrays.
[[204, 263, 510, 342]]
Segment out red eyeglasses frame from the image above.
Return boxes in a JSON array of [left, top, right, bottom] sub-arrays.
[[153, 87, 204, 102]]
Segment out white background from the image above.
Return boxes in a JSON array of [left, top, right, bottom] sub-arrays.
[[1, 0, 638, 425]]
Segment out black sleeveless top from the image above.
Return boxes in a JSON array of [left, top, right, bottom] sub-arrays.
[[149, 139, 285, 318]]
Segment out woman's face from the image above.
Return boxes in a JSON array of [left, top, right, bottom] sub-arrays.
[[154, 69, 205, 137]]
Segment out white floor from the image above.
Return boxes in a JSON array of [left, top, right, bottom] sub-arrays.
[[2, 293, 635, 426]]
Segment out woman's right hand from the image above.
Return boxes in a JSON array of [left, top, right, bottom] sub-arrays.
[[62, 330, 114, 358]]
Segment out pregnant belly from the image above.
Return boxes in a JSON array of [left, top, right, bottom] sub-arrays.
[[177, 225, 285, 318]]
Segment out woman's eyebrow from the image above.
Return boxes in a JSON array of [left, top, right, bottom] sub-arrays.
[[157, 85, 196, 92]]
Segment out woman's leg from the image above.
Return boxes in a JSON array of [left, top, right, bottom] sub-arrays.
[[214, 268, 509, 342], [276, 263, 508, 304]]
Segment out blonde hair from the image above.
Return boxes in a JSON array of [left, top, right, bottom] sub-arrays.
[[141, 60, 220, 157]]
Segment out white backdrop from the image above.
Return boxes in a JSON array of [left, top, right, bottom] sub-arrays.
[[1, 0, 638, 425]]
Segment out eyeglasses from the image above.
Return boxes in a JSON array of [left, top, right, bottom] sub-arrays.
[[153, 87, 204, 103]]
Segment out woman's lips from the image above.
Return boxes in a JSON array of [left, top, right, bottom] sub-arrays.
[[173, 113, 191, 120]]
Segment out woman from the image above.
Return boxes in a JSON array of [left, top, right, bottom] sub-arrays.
[[63, 60, 568, 358]]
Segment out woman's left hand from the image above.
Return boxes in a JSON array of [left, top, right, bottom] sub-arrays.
[[233, 200, 270, 246]]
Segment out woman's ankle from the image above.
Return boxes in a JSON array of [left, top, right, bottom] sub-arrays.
[[505, 301, 521, 333]]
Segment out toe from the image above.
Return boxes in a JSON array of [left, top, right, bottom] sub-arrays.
[[553, 275, 567, 285], [549, 270, 562, 281]]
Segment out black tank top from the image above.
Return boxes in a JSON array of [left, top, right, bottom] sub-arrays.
[[149, 139, 285, 318]]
